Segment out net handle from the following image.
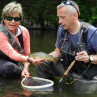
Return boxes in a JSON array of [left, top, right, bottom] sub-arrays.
[[64, 60, 75, 75]]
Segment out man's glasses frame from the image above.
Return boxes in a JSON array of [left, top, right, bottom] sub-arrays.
[[4, 16, 21, 22], [61, 0, 79, 15]]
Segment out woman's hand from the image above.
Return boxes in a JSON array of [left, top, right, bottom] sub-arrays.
[[75, 51, 89, 63], [28, 57, 46, 66], [21, 67, 30, 78]]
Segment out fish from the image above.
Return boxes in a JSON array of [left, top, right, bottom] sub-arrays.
[[29, 52, 57, 63]]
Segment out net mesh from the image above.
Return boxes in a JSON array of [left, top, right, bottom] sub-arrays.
[[21, 77, 54, 91], [23, 77, 51, 86]]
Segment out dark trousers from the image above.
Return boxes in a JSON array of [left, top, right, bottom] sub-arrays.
[[35, 61, 66, 79], [36, 60, 97, 80], [0, 59, 22, 78]]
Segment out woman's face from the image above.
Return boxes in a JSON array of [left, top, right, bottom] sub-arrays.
[[3, 13, 21, 34]]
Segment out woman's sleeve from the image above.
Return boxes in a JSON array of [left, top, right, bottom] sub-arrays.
[[0, 32, 22, 61]]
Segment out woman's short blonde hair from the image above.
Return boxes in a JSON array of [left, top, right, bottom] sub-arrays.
[[1, 1, 23, 23]]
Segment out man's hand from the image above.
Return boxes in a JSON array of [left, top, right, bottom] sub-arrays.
[[75, 51, 89, 63]]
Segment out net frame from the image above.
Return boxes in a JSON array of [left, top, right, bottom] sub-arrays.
[[21, 77, 54, 90]]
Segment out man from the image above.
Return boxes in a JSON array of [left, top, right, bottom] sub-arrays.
[[36, 0, 97, 80]]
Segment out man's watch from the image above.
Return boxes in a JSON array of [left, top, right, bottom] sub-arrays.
[[89, 56, 94, 63]]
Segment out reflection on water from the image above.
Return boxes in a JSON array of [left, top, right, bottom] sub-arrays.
[[29, 29, 56, 53], [74, 81, 97, 94], [1, 29, 97, 97]]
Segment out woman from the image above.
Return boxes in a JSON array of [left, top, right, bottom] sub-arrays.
[[0, 1, 45, 78]]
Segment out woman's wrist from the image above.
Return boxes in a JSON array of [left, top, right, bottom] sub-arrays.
[[24, 59, 30, 69], [27, 57, 30, 62], [27, 57, 34, 63]]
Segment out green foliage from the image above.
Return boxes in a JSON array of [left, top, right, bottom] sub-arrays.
[[76, 0, 97, 25], [49, 14, 58, 25], [27, 0, 97, 28], [79, 6, 90, 22], [26, 0, 59, 29], [0, 0, 97, 28], [89, 5, 97, 24]]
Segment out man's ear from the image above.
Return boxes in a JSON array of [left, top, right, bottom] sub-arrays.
[[73, 12, 78, 20]]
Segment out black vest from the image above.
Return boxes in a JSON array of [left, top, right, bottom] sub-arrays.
[[59, 22, 97, 79]]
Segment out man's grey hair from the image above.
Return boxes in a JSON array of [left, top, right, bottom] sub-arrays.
[[1, 1, 23, 23], [57, 1, 80, 16]]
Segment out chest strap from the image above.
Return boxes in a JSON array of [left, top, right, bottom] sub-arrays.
[[0, 24, 24, 54]]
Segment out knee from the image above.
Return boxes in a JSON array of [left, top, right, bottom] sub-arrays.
[[3, 64, 22, 78], [4, 64, 14, 71], [35, 61, 54, 78], [36, 61, 51, 71]]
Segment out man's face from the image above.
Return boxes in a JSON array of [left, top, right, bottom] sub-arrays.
[[57, 6, 74, 30]]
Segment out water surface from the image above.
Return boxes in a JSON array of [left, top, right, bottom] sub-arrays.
[[0, 29, 97, 97]]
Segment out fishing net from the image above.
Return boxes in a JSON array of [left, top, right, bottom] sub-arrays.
[[21, 77, 54, 91]]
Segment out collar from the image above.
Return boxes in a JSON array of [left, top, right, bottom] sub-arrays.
[[3, 24, 21, 37], [15, 27, 21, 37]]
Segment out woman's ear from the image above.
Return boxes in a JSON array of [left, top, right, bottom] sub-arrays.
[[3, 17, 5, 21], [3, 17, 5, 23]]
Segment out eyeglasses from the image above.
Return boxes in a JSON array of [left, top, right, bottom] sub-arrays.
[[5, 16, 21, 22], [61, 0, 79, 15]]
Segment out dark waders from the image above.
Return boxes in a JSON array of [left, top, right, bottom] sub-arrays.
[[0, 58, 22, 78], [36, 60, 66, 79]]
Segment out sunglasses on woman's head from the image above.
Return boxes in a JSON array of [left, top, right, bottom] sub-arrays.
[[4, 16, 21, 22]]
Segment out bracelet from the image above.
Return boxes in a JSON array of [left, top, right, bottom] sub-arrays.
[[27, 57, 30, 62]]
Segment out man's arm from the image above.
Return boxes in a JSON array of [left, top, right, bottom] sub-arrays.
[[75, 51, 97, 64], [49, 48, 61, 59]]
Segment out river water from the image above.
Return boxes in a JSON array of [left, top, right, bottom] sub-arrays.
[[0, 29, 97, 97]]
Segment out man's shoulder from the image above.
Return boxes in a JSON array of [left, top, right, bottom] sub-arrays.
[[87, 24, 97, 39], [89, 25, 97, 30], [82, 21, 97, 31]]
